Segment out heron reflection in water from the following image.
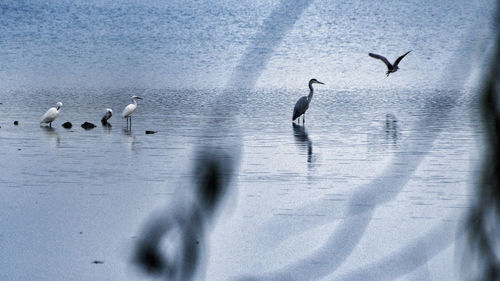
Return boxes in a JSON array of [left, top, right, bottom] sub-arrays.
[[122, 128, 136, 150], [385, 113, 399, 145], [41, 126, 60, 148], [293, 123, 313, 163]]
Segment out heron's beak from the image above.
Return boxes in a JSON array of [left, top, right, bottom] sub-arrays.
[[137, 97, 143, 100], [317, 81, 325, 85]]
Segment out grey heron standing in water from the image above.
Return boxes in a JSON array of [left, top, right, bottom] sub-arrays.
[[369, 51, 411, 76], [292, 78, 325, 124], [122, 96, 142, 129], [40, 102, 63, 127]]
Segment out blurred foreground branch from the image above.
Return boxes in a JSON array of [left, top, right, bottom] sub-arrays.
[[466, 12, 500, 280]]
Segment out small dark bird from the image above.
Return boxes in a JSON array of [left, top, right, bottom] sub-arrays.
[[101, 108, 113, 124], [369, 51, 411, 76], [292, 78, 325, 124]]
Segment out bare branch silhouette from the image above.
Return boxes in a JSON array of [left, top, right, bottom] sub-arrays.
[[464, 5, 500, 279], [133, 1, 313, 280]]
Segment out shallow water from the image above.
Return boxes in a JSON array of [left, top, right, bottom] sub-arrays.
[[0, 0, 496, 279], [0, 87, 482, 280], [0, 0, 495, 89]]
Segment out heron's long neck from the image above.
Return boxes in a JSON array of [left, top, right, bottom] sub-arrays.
[[133, 99, 138, 106], [308, 83, 314, 101]]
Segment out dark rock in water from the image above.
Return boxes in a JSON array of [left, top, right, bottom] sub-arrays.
[[91, 260, 104, 264], [81, 122, 96, 130], [145, 130, 157, 134], [13, 121, 19, 125], [62, 121, 72, 129]]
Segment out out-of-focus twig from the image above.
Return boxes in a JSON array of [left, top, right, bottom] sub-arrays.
[[466, 6, 500, 279]]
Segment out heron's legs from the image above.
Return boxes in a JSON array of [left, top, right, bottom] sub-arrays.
[[303, 113, 305, 124], [49, 122, 52, 128]]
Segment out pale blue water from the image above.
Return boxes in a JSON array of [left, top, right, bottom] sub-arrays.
[[0, 0, 495, 89], [0, 0, 497, 280]]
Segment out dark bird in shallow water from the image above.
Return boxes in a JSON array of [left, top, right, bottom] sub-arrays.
[[101, 108, 113, 124], [369, 51, 411, 76], [292, 78, 325, 124]]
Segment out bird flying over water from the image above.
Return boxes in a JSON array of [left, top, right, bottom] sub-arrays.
[[40, 102, 63, 127], [369, 51, 411, 76], [292, 78, 324, 124]]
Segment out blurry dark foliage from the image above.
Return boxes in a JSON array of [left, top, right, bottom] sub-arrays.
[[466, 5, 500, 280]]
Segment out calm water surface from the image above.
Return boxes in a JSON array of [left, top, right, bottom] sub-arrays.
[[0, 0, 495, 279], [0, 87, 481, 280]]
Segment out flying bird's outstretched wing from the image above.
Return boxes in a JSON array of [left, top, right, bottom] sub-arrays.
[[393, 51, 411, 67], [369, 53, 392, 70]]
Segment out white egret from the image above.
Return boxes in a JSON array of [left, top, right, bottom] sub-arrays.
[[40, 102, 63, 127], [101, 108, 113, 123], [369, 51, 411, 76], [292, 78, 324, 124], [122, 96, 143, 128]]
